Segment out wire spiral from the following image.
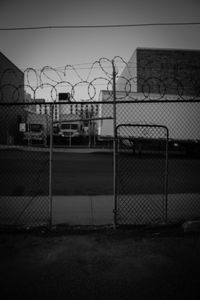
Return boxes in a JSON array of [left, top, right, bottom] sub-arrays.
[[0, 56, 200, 103]]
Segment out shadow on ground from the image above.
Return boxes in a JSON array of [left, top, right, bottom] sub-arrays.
[[0, 226, 200, 300]]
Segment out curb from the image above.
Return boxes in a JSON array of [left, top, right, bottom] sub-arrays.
[[0, 145, 113, 153]]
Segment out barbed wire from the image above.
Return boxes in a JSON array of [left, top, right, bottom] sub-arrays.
[[1, 77, 200, 102], [0, 56, 200, 102]]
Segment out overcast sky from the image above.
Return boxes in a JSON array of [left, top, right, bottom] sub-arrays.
[[0, 0, 200, 69], [0, 0, 200, 101]]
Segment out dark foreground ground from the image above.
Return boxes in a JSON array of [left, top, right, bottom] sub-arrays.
[[0, 227, 200, 300]]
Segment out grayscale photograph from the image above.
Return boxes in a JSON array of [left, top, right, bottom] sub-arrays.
[[0, 0, 200, 299]]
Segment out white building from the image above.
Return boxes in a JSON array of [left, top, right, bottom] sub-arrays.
[[98, 90, 200, 141], [98, 48, 200, 141]]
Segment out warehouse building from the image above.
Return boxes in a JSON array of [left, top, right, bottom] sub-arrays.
[[0, 52, 25, 144], [98, 48, 200, 140], [117, 47, 200, 96]]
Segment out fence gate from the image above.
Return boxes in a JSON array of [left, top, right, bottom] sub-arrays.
[[116, 124, 169, 226]]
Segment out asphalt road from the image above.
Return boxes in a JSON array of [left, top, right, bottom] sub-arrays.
[[0, 149, 200, 196]]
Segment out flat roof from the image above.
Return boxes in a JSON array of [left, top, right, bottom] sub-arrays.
[[134, 47, 200, 53]]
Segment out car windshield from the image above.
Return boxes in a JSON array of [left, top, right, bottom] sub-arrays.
[[61, 123, 78, 130], [30, 124, 43, 132]]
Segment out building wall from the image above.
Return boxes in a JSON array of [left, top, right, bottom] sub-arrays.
[[0, 52, 25, 144], [0, 52, 24, 103], [99, 49, 200, 141], [117, 48, 200, 96], [116, 50, 137, 93], [0, 105, 26, 144], [98, 90, 200, 141], [136, 48, 200, 96]]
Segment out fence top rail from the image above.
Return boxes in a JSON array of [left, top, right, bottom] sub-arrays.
[[1, 99, 200, 106], [116, 123, 169, 135]]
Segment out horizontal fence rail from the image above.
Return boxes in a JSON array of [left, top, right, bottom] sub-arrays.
[[0, 57, 200, 229], [0, 100, 199, 229]]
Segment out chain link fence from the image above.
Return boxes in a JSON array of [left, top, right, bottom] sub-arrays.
[[1, 52, 200, 229], [116, 124, 168, 225], [0, 99, 200, 228], [0, 103, 50, 229], [0, 101, 114, 229], [113, 99, 200, 225]]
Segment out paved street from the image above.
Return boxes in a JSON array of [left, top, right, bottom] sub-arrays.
[[0, 149, 200, 196]]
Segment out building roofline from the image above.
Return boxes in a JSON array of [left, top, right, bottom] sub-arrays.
[[134, 47, 200, 53], [0, 51, 24, 75], [99, 89, 200, 100]]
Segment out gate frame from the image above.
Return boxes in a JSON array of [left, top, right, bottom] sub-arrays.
[[115, 123, 169, 226]]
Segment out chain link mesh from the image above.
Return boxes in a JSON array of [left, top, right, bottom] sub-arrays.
[[0, 99, 200, 228], [0, 104, 50, 228], [1, 53, 200, 228], [114, 100, 200, 225], [116, 124, 168, 225]]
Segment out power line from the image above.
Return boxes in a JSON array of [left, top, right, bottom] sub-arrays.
[[0, 22, 200, 31], [21, 61, 126, 72]]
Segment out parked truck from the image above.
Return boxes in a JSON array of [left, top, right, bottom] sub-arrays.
[[56, 121, 83, 138], [53, 113, 84, 145], [22, 112, 50, 146]]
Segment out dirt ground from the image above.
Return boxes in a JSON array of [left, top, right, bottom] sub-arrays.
[[0, 226, 200, 300]]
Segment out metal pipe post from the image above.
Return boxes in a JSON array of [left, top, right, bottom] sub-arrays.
[[112, 59, 117, 228], [48, 103, 53, 228], [164, 127, 169, 223]]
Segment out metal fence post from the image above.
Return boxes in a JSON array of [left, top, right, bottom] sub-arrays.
[[164, 127, 169, 223], [49, 103, 53, 228], [112, 59, 117, 228]]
